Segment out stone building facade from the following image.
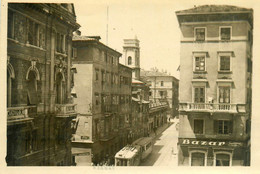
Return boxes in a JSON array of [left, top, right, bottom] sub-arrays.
[[141, 70, 179, 117], [6, 3, 79, 166], [176, 5, 253, 166], [71, 36, 132, 165]]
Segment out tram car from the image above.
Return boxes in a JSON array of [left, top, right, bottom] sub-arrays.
[[115, 137, 153, 166]]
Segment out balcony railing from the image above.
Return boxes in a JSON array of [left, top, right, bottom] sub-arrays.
[[179, 103, 241, 113], [7, 106, 35, 124], [55, 104, 77, 117]]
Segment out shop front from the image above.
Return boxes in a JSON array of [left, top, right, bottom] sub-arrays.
[[178, 138, 246, 166]]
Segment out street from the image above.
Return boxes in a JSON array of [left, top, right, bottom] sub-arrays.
[[140, 118, 179, 166]]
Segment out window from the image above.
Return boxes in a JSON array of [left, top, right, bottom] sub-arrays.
[[95, 93, 99, 105], [95, 69, 99, 81], [194, 87, 205, 103], [72, 48, 77, 59], [215, 153, 231, 166], [195, 56, 205, 71], [161, 81, 164, 86], [102, 71, 106, 82], [219, 56, 230, 71], [219, 87, 230, 103], [220, 27, 231, 40], [8, 11, 15, 39], [195, 28, 205, 41], [214, 120, 233, 135], [149, 91, 152, 96], [159, 91, 164, 98], [191, 152, 205, 166], [194, 119, 204, 134], [56, 73, 65, 104], [27, 71, 38, 105], [128, 56, 132, 65]]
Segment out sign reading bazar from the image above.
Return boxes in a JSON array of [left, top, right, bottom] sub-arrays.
[[179, 138, 244, 147], [180, 138, 226, 146]]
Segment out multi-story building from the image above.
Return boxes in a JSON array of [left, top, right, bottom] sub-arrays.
[[121, 37, 151, 141], [6, 3, 79, 166], [176, 5, 253, 166], [71, 35, 132, 166], [131, 79, 150, 140], [141, 69, 179, 117], [149, 99, 169, 133]]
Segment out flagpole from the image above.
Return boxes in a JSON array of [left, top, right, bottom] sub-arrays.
[[106, 6, 109, 45]]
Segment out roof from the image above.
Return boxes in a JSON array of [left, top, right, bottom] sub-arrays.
[[115, 145, 140, 159], [132, 137, 153, 146], [72, 35, 122, 56], [73, 35, 99, 41], [176, 5, 253, 15], [140, 70, 179, 81]]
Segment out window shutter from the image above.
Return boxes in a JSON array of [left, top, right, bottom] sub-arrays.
[[214, 120, 218, 134], [229, 121, 233, 134]]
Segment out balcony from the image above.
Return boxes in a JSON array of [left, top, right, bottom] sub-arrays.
[[55, 104, 77, 118], [7, 106, 35, 125], [179, 103, 247, 113]]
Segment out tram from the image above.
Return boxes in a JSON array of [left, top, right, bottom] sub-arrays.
[[115, 137, 153, 166]]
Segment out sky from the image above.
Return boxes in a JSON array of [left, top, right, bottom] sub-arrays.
[[74, 0, 257, 79]]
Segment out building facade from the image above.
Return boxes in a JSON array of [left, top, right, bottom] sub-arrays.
[[71, 35, 132, 166], [141, 69, 179, 117], [176, 5, 253, 166], [6, 3, 79, 166]]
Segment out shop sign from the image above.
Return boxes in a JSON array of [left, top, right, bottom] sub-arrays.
[[180, 139, 226, 146]]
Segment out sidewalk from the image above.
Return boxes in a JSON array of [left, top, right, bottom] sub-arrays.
[[149, 121, 173, 140]]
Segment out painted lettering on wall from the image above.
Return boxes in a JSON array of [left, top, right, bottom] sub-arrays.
[[181, 139, 226, 146]]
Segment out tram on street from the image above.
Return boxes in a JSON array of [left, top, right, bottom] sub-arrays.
[[115, 137, 153, 166]]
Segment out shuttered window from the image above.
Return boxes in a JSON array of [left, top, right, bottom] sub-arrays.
[[219, 87, 230, 103], [194, 87, 205, 103]]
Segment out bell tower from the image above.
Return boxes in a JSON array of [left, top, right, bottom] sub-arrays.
[[122, 36, 140, 80]]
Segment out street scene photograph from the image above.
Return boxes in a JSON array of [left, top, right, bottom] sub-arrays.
[[3, 0, 259, 170]]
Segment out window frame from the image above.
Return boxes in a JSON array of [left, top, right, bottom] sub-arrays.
[[213, 151, 232, 166], [217, 83, 232, 104], [218, 52, 232, 72], [193, 52, 207, 72], [193, 119, 204, 135], [128, 56, 132, 65], [189, 150, 207, 166], [219, 26, 232, 41], [194, 27, 206, 41], [193, 86, 206, 103], [215, 119, 233, 135]]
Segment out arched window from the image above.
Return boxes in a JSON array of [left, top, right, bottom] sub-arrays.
[[7, 63, 15, 107], [27, 71, 38, 105], [56, 73, 65, 104], [128, 56, 132, 65]]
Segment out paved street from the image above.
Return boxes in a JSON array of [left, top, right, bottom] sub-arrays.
[[140, 118, 179, 166]]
